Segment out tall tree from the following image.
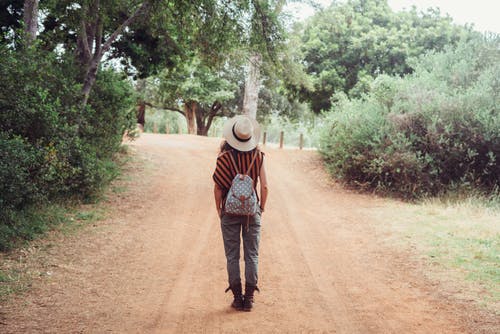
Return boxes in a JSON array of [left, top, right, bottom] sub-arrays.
[[296, 0, 474, 112], [132, 0, 287, 132]]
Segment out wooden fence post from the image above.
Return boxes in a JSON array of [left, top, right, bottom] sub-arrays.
[[262, 132, 267, 145], [279, 131, 284, 149], [299, 133, 304, 150], [153, 122, 158, 133], [165, 123, 170, 134]]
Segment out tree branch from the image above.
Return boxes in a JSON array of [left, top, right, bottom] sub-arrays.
[[205, 101, 223, 131], [99, 2, 151, 59], [149, 104, 185, 116], [81, 1, 150, 108], [210, 101, 222, 113], [80, 19, 92, 61], [94, 3, 103, 57], [85, 0, 100, 55]]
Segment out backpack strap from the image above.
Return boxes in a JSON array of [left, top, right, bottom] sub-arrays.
[[228, 149, 259, 176], [228, 151, 241, 175], [245, 150, 259, 176]]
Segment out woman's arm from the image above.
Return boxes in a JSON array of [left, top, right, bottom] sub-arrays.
[[214, 184, 223, 218], [259, 160, 268, 212]]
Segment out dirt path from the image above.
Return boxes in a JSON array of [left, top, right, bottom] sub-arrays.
[[0, 134, 496, 333]]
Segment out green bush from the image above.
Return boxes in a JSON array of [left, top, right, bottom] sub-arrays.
[[0, 134, 41, 210], [320, 37, 500, 198], [83, 69, 137, 158], [0, 47, 135, 250]]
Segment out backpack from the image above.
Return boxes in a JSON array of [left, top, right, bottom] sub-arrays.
[[224, 150, 259, 216]]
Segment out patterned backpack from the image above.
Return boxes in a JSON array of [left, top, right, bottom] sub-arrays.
[[224, 150, 259, 216]]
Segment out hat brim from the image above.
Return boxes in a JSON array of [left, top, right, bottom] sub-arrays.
[[222, 115, 261, 152]]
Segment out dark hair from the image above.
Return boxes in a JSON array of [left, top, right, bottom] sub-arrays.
[[220, 140, 233, 153], [219, 140, 259, 154]]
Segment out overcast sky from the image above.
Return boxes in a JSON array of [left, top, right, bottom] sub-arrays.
[[285, 0, 500, 34]]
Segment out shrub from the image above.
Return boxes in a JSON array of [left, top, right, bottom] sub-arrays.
[[83, 69, 137, 158], [320, 37, 500, 198], [0, 134, 41, 211], [0, 46, 135, 249]]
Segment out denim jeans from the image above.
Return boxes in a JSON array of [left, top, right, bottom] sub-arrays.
[[221, 210, 261, 286]]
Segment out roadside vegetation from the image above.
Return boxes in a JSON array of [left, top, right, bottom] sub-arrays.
[[1, 0, 498, 313], [0, 47, 135, 251], [319, 37, 500, 199]]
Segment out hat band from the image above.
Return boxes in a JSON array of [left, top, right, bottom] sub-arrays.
[[232, 124, 252, 143]]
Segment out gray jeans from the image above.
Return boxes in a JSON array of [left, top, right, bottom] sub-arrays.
[[220, 211, 261, 286]]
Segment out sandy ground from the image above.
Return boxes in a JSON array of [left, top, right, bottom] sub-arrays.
[[0, 133, 497, 333]]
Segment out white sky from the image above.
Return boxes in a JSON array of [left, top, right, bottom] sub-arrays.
[[285, 0, 500, 34]]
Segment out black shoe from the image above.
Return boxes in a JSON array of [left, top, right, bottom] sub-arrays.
[[243, 284, 259, 312], [225, 283, 244, 310]]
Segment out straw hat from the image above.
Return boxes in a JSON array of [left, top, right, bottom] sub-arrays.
[[222, 115, 261, 152]]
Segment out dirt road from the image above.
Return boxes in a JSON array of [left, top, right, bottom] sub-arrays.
[[0, 134, 495, 333]]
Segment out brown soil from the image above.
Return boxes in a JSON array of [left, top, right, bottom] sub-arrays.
[[0, 133, 498, 333]]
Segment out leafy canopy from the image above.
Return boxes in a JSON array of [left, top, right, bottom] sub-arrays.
[[296, 0, 476, 113]]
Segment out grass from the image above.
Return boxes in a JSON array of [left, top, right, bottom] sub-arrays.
[[0, 204, 107, 302], [0, 204, 69, 252], [0, 144, 134, 301], [369, 193, 500, 313], [0, 267, 31, 301]]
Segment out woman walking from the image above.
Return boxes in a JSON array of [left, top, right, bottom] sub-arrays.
[[213, 115, 268, 311]]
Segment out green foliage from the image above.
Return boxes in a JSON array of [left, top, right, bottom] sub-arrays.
[[0, 46, 135, 250], [320, 38, 500, 198], [0, 204, 68, 252], [0, 134, 41, 210], [83, 69, 137, 158], [158, 57, 238, 109], [145, 55, 244, 135], [34, 0, 284, 80], [297, 0, 476, 112]]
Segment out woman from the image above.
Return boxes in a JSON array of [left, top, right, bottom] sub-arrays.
[[212, 115, 268, 312]]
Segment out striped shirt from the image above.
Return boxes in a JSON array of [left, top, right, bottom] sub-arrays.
[[213, 149, 264, 201]]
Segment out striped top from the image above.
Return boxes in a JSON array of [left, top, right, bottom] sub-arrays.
[[213, 149, 264, 201]]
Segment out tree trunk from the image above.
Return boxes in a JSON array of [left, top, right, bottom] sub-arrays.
[[242, 53, 262, 120], [195, 114, 207, 136], [81, 57, 100, 107], [197, 123, 208, 136], [23, 0, 39, 44], [195, 105, 208, 136], [136, 101, 146, 127], [184, 102, 197, 135]]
